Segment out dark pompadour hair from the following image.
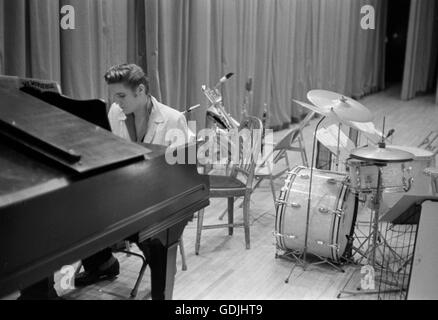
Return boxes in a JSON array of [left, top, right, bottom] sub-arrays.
[[104, 64, 149, 93]]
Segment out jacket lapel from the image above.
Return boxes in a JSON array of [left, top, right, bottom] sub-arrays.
[[143, 96, 166, 144]]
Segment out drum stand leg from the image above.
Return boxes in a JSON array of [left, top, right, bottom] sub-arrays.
[[278, 248, 345, 284], [337, 168, 404, 299]]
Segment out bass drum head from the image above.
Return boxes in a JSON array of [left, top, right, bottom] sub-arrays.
[[275, 166, 355, 262]]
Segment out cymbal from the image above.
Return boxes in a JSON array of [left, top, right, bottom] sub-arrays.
[[307, 90, 373, 123], [350, 146, 414, 163]]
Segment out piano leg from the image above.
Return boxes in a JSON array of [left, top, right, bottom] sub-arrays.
[[138, 219, 189, 300], [164, 241, 179, 300]]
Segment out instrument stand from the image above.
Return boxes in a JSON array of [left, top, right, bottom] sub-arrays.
[[276, 247, 345, 283], [335, 122, 342, 172], [337, 164, 405, 298]]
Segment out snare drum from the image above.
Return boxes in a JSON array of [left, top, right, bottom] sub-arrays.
[[347, 158, 413, 193], [275, 166, 356, 262], [382, 146, 435, 211]]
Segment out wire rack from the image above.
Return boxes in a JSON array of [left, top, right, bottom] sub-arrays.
[[378, 222, 418, 300]]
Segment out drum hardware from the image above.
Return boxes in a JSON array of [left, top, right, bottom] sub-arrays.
[[318, 208, 344, 218], [273, 232, 298, 240], [349, 139, 414, 267], [277, 92, 372, 283], [315, 241, 339, 251], [402, 176, 413, 192], [290, 202, 302, 209], [306, 90, 373, 173], [275, 200, 302, 209], [338, 125, 416, 298], [318, 207, 329, 214], [297, 91, 372, 173]]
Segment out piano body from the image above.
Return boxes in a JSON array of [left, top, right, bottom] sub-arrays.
[[0, 77, 209, 299]]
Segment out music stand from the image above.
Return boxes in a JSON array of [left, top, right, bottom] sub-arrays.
[[338, 195, 438, 299]]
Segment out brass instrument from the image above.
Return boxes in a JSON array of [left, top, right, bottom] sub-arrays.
[[202, 75, 239, 173], [202, 74, 240, 130]]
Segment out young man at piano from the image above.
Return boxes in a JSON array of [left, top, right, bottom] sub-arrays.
[[18, 64, 190, 300]]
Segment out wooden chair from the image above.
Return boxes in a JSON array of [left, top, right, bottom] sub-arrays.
[[195, 116, 263, 254]]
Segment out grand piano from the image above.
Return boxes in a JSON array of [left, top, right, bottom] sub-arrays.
[[0, 77, 209, 299]]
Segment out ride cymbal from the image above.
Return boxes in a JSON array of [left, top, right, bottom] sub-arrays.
[[307, 89, 373, 123]]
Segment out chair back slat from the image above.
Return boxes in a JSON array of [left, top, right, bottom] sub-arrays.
[[229, 116, 263, 189]]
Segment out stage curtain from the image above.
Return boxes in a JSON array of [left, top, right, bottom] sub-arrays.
[[59, 0, 130, 100], [1, 0, 387, 127], [0, 0, 130, 101], [142, 0, 387, 129], [401, 0, 438, 101], [1, 0, 61, 82]]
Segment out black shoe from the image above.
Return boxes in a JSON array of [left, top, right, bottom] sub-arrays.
[[75, 259, 120, 287]]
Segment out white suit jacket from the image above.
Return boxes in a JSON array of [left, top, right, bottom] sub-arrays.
[[108, 96, 189, 146]]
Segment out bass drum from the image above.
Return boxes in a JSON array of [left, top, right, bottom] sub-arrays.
[[275, 166, 356, 262]]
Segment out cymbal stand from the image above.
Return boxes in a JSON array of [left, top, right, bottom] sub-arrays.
[[335, 122, 342, 172], [280, 115, 345, 284], [338, 163, 405, 298]]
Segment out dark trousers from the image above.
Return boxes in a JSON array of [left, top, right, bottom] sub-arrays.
[[82, 238, 167, 300]]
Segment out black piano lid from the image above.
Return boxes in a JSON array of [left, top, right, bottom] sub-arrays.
[[0, 87, 148, 173]]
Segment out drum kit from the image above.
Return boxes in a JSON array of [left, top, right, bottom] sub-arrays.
[[274, 89, 436, 288]]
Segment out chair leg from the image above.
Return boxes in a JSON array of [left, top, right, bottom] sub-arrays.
[[179, 237, 187, 271], [228, 197, 234, 236], [117, 249, 147, 298], [195, 209, 204, 255], [242, 193, 251, 249], [130, 252, 147, 298]]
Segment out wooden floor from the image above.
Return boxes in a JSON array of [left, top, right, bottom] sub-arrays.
[[4, 85, 437, 300]]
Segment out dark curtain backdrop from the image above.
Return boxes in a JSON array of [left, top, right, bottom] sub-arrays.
[[0, 0, 130, 101], [401, 0, 438, 101], [1, 0, 388, 129]]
